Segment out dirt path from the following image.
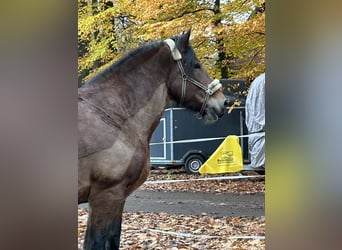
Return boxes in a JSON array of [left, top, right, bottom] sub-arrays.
[[123, 189, 264, 217]]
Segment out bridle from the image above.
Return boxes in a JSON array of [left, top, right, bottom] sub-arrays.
[[164, 39, 222, 117]]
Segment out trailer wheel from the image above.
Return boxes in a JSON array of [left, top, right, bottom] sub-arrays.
[[184, 155, 205, 174]]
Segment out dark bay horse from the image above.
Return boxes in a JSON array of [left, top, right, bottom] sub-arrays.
[[78, 30, 227, 249]]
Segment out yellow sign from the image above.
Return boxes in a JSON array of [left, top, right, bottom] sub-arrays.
[[199, 135, 243, 174]]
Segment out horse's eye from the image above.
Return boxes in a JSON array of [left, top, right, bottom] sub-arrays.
[[194, 63, 201, 69]]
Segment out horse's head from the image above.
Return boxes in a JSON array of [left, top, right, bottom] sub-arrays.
[[165, 30, 227, 123]]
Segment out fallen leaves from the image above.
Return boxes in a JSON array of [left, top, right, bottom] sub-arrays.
[[78, 209, 87, 250], [78, 209, 265, 250], [78, 168, 265, 249], [141, 168, 265, 194]]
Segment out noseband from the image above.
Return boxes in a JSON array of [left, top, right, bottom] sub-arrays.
[[164, 39, 222, 117]]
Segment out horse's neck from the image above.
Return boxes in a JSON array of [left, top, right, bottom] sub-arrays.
[[80, 44, 172, 142], [121, 83, 169, 142]]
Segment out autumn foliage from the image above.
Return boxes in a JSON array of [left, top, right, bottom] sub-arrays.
[[78, 0, 265, 86]]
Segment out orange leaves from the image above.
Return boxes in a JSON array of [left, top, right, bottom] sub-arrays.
[[128, 0, 190, 22], [78, 0, 266, 85]]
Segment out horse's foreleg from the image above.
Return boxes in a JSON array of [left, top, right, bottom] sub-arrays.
[[83, 142, 149, 250], [107, 203, 124, 250], [83, 191, 125, 250]]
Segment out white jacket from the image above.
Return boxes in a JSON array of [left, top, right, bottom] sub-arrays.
[[245, 73, 265, 168]]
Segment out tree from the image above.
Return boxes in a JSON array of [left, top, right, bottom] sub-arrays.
[[78, 0, 265, 86], [78, 0, 136, 86]]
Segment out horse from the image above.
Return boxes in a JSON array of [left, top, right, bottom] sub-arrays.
[[78, 29, 228, 249]]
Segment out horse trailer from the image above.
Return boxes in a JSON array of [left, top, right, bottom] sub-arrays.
[[149, 106, 250, 174]]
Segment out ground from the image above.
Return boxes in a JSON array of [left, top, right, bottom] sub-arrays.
[[78, 168, 265, 249]]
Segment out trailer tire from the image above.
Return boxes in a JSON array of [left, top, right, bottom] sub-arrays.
[[184, 154, 205, 174]]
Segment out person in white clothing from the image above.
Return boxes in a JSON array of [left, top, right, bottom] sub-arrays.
[[245, 73, 265, 169]]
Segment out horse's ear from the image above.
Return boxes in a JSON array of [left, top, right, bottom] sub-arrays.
[[178, 29, 191, 52]]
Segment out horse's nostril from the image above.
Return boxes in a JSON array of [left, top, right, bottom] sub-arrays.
[[224, 100, 228, 107]]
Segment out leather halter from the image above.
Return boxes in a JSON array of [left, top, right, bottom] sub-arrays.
[[164, 39, 222, 117]]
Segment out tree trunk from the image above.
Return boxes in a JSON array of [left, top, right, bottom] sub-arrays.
[[213, 0, 228, 78]]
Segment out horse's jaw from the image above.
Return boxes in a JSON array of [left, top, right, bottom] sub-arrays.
[[202, 110, 219, 124]]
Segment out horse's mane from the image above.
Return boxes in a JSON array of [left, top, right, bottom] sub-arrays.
[[87, 40, 164, 85], [86, 33, 196, 86]]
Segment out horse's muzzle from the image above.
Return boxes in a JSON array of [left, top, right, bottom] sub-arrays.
[[203, 103, 225, 122]]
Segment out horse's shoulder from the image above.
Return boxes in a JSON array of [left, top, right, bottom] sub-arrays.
[[78, 104, 118, 159]]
